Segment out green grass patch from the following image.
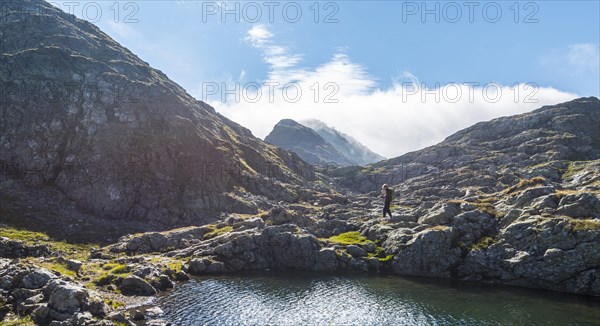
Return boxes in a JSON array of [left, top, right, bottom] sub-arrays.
[[562, 162, 586, 180], [110, 265, 129, 274], [2, 315, 35, 326], [104, 299, 125, 309], [378, 254, 394, 262], [38, 260, 76, 278], [0, 226, 47, 243], [206, 225, 233, 238], [93, 274, 116, 286], [503, 177, 546, 195], [88, 262, 131, 287], [327, 231, 373, 245], [470, 236, 495, 251], [367, 246, 395, 262], [367, 246, 386, 258], [165, 260, 183, 274], [0, 226, 97, 261], [569, 219, 600, 232]]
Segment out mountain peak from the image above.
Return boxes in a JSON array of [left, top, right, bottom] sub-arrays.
[[265, 119, 353, 166], [300, 120, 386, 165]]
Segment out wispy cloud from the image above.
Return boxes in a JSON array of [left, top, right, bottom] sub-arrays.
[[567, 43, 600, 70], [245, 25, 301, 72], [212, 26, 580, 158], [541, 43, 600, 74]]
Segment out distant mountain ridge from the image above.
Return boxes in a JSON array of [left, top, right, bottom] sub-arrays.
[[265, 119, 385, 166], [264, 119, 354, 166], [300, 119, 385, 165]]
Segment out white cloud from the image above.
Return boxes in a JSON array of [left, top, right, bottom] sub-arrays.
[[210, 26, 580, 159], [541, 43, 600, 74], [245, 25, 273, 45], [567, 43, 600, 70], [245, 25, 302, 72]]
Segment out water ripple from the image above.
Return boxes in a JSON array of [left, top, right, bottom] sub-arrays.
[[156, 273, 600, 326]]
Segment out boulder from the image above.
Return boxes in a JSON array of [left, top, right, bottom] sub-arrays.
[[47, 283, 89, 315], [382, 228, 416, 253], [119, 275, 157, 296], [21, 269, 57, 289], [32, 304, 52, 324], [418, 203, 460, 225], [66, 260, 82, 273], [151, 275, 174, 291], [315, 248, 338, 271], [86, 296, 109, 318], [390, 227, 461, 277], [346, 245, 367, 257]]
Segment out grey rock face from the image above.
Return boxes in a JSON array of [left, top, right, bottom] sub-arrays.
[[0, 0, 315, 227], [418, 203, 460, 225], [390, 227, 461, 277], [556, 193, 600, 218]]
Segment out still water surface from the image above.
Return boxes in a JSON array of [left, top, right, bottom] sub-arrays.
[[156, 272, 600, 325]]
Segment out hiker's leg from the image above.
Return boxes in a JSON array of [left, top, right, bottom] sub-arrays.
[[383, 201, 391, 217]]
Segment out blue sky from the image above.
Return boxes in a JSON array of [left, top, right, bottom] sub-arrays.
[[60, 1, 599, 157]]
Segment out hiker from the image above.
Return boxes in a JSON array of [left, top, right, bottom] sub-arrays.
[[381, 184, 393, 218]]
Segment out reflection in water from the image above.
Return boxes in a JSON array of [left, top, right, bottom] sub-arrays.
[[156, 272, 600, 325]]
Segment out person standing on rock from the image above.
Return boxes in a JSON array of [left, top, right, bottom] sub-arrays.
[[381, 184, 393, 218]]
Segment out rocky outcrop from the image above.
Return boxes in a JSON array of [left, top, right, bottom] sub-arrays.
[[0, 0, 315, 228], [173, 224, 338, 272], [333, 97, 600, 193], [0, 238, 52, 258], [390, 227, 462, 277], [106, 226, 213, 255], [458, 215, 600, 296], [0, 261, 111, 325]]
